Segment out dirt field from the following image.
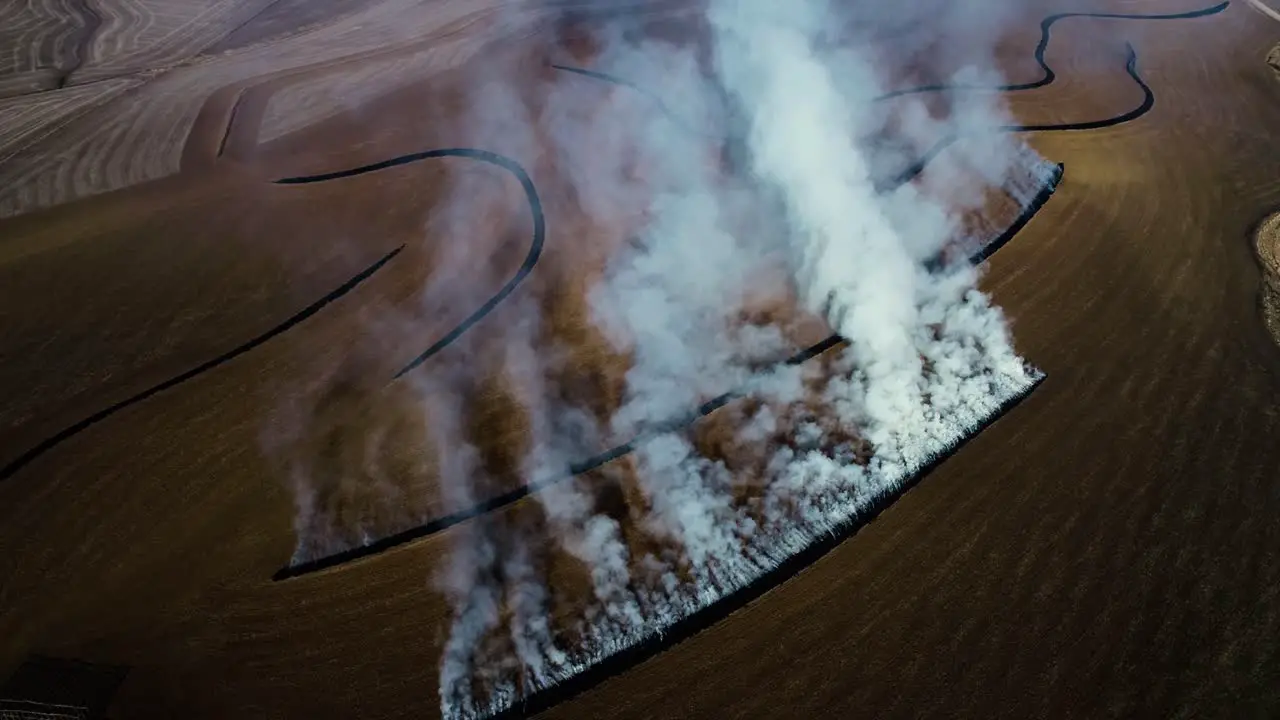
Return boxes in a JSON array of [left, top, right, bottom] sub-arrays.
[[1, 0, 1279, 718]]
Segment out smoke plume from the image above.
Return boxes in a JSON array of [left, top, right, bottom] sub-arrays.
[[272, 0, 1053, 716]]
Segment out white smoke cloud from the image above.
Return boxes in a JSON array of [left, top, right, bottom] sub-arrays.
[[273, 1, 1050, 716], [423, 0, 1049, 711]]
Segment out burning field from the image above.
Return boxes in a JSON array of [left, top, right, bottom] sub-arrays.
[[2, 0, 1277, 718], [259, 1, 1063, 715]]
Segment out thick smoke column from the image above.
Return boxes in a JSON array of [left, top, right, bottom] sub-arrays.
[[710, 0, 928, 452], [704, 0, 1040, 465]]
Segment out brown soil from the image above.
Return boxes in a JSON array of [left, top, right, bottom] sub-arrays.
[[1, 1, 1279, 719]]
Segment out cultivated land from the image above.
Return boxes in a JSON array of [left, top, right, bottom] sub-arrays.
[[1, 0, 1279, 718]]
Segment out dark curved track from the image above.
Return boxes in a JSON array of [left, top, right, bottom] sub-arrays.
[[0, 245, 404, 482], [874, 1, 1228, 100], [0, 150, 539, 483], [275, 148, 547, 380], [889, 39, 1152, 189]]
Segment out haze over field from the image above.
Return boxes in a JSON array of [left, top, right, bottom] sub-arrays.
[[272, 0, 1054, 715]]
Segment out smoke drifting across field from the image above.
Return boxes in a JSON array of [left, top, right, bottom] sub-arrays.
[[429, 0, 1052, 711], [273, 0, 1053, 716]]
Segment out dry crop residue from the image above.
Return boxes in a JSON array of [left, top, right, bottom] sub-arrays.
[[1257, 213, 1280, 346]]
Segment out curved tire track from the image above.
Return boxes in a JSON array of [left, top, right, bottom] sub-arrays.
[[275, 147, 546, 380], [891, 39, 1153, 189], [0, 148, 541, 483], [0, 245, 403, 482], [875, 1, 1228, 100]]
